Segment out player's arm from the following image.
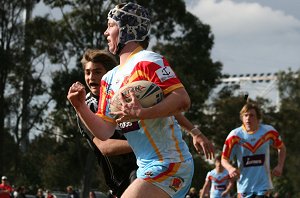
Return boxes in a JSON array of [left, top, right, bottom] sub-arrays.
[[93, 137, 133, 156], [68, 82, 116, 140], [114, 87, 190, 122], [222, 178, 234, 197], [221, 156, 240, 179], [143, 87, 190, 118], [272, 143, 286, 177], [175, 113, 214, 160], [200, 180, 211, 198]]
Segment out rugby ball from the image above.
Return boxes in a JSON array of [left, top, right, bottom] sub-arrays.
[[110, 80, 164, 121]]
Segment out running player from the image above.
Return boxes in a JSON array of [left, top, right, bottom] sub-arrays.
[[69, 3, 212, 197], [221, 102, 286, 198], [200, 156, 234, 198]]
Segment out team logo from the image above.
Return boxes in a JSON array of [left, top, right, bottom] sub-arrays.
[[169, 177, 184, 192], [145, 171, 153, 176], [156, 66, 176, 82]]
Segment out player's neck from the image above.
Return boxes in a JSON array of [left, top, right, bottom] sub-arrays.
[[242, 124, 259, 134], [216, 167, 224, 173], [119, 42, 142, 66]]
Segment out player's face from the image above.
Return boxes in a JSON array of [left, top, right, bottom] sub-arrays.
[[84, 62, 107, 96], [215, 160, 222, 170], [104, 19, 119, 55], [242, 109, 259, 132]]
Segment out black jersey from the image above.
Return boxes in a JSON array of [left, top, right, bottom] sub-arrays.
[[77, 92, 137, 197]]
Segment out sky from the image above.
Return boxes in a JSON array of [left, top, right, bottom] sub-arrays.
[[32, 0, 299, 102], [33, 0, 300, 76], [185, 0, 300, 75]]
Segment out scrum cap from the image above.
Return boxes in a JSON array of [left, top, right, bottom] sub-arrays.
[[108, 2, 151, 54]]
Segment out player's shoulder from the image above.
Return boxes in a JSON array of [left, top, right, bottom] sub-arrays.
[[136, 50, 163, 62], [103, 65, 120, 79], [260, 123, 276, 131], [206, 169, 213, 177], [228, 126, 243, 137], [210, 169, 217, 175]]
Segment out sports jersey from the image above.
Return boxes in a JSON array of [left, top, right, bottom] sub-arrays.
[[96, 46, 193, 197], [205, 169, 230, 198], [78, 92, 138, 197], [222, 124, 284, 194]]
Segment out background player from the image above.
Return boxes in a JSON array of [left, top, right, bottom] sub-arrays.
[[200, 155, 234, 198], [221, 102, 286, 198]]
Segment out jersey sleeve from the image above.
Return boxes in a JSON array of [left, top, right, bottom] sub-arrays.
[[128, 55, 184, 95], [222, 130, 240, 160], [205, 171, 211, 181], [96, 71, 116, 123], [268, 127, 284, 149]]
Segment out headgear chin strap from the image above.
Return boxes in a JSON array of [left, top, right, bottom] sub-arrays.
[[108, 2, 151, 55]]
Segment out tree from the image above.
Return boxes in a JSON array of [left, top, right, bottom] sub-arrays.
[[153, 11, 222, 124], [276, 69, 300, 196], [0, 0, 53, 178]]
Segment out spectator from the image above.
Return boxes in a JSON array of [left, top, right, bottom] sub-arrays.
[[186, 187, 199, 198], [45, 190, 56, 198], [35, 189, 44, 198], [16, 186, 26, 198], [66, 186, 79, 198], [0, 176, 13, 198], [88, 191, 96, 198]]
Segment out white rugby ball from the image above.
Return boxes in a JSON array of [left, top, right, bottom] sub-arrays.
[[110, 80, 164, 121]]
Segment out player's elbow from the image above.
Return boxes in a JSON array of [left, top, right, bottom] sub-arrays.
[[99, 147, 113, 156], [176, 89, 191, 111], [179, 95, 191, 111]]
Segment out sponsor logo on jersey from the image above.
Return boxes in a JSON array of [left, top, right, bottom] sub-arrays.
[[156, 66, 176, 82], [214, 185, 226, 190], [119, 121, 140, 133], [243, 154, 265, 167]]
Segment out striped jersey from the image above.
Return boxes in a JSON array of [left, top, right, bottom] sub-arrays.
[[96, 46, 192, 168], [222, 124, 284, 193], [205, 169, 231, 198]]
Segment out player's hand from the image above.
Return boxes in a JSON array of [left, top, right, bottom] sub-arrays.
[[111, 90, 143, 122], [192, 132, 215, 160], [67, 81, 86, 109], [272, 165, 283, 177], [228, 167, 240, 179], [221, 191, 228, 197]]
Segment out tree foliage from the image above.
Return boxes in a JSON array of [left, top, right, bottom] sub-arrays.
[[276, 69, 300, 196], [0, 0, 52, 177]]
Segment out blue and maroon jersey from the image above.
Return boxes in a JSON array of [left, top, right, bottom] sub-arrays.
[[222, 124, 284, 193]]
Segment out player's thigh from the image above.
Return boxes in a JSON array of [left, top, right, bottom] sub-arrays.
[[121, 178, 170, 198]]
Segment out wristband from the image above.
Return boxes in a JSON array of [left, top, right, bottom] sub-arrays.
[[190, 127, 202, 136]]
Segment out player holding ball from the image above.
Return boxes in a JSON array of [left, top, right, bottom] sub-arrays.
[[68, 2, 213, 198]]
